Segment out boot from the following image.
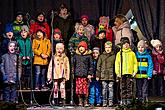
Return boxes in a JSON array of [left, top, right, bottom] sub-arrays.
[[84, 97, 89, 107], [78, 95, 83, 106], [108, 100, 113, 107]]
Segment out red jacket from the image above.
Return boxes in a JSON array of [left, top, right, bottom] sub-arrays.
[[152, 49, 165, 74], [95, 27, 113, 42], [30, 22, 50, 38]]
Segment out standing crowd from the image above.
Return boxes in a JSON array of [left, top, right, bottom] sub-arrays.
[[0, 3, 165, 107]]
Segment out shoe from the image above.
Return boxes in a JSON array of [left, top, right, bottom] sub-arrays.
[[41, 86, 49, 91], [35, 87, 39, 90], [103, 103, 107, 107], [96, 104, 100, 107], [108, 100, 113, 107], [89, 104, 94, 108]]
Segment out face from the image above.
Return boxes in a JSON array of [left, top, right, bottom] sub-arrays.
[[21, 30, 28, 39], [155, 45, 162, 52], [16, 15, 23, 23], [8, 43, 16, 53], [114, 18, 123, 29], [77, 25, 84, 36], [105, 45, 112, 53], [98, 32, 105, 39], [37, 14, 44, 22], [123, 43, 130, 49], [56, 45, 64, 56], [78, 46, 86, 54], [36, 31, 44, 39], [53, 33, 60, 40], [6, 32, 14, 39], [60, 8, 68, 16], [81, 18, 88, 26], [138, 46, 145, 53], [92, 50, 99, 59]]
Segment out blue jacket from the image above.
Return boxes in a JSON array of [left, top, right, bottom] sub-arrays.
[[135, 50, 153, 78]]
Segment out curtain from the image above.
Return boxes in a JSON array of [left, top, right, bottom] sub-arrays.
[[130, 0, 165, 42]]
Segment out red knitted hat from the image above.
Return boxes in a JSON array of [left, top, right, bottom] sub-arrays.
[[54, 28, 62, 38], [81, 15, 89, 21], [78, 41, 88, 50]]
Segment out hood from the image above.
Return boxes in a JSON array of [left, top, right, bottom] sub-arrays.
[[76, 48, 92, 55], [122, 48, 132, 53], [117, 21, 130, 31]]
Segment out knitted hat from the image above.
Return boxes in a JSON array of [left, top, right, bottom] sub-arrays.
[[56, 43, 64, 50], [120, 37, 130, 45], [151, 39, 162, 47], [5, 23, 13, 33], [92, 47, 100, 52], [137, 40, 146, 48], [81, 15, 89, 21], [78, 41, 88, 50], [98, 25, 106, 35], [54, 28, 61, 35], [105, 41, 112, 47], [15, 11, 24, 18], [21, 25, 29, 33]]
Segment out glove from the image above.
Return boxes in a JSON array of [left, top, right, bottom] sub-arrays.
[[153, 70, 157, 75]]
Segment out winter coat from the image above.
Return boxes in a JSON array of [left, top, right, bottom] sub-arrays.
[[72, 49, 93, 77], [96, 51, 115, 81], [112, 21, 133, 45], [30, 21, 50, 38], [115, 48, 138, 77], [32, 37, 51, 65], [152, 49, 165, 74], [0, 53, 22, 84], [135, 50, 153, 78], [17, 37, 33, 65], [47, 53, 70, 81], [90, 35, 107, 53], [68, 33, 89, 53], [53, 15, 74, 46]]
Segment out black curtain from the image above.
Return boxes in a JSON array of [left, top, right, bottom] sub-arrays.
[[130, 0, 165, 43]]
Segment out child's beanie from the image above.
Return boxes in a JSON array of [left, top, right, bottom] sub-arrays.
[[105, 41, 112, 47], [92, 47, 100, 52], [5, 23, 13, 33], [151, 39, 162, 47], [78, 41, 88, 50], [137, 40, 146, 48], [81, 15, 89, 21]]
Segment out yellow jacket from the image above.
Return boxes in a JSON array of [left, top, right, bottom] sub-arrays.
[[47, 54, 70, 81], [32, 38, 51, 65], [115, 48, 138, 77]]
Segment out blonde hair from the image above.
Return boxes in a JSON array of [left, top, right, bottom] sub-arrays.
[[115, 14, 128, 23]]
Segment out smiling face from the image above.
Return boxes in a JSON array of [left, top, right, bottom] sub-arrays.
[[8, 43, 16, 53]]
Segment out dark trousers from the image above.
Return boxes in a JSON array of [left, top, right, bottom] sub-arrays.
[[136, 78, 148, 101], [121, 75, 133, 100], [3, 83, 17, 102], [152, 74, 164, 96], [22, 64, 31, 89]]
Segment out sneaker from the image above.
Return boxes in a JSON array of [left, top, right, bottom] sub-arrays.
[[35, 87, 39, 90], [96, 104, 100, 107], [108, 100, 113, 107], [103, 103, 107, 107]]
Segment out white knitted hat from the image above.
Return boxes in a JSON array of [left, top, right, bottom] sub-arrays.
[[151, 39, 162, 47]]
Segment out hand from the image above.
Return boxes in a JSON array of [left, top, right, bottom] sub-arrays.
[[132, 72, 136, 77], [22, 56, 26, 60], [148, 77, 151, 80], [96, 77, 99, 81], [87, 75, 92, 79], [153, 70, 157, 75], [27, 56, 30, 60]]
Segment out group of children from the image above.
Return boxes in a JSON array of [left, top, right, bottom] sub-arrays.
[[0, 4, 164, 107]]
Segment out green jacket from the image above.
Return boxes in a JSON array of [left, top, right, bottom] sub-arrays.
[[17, 37, 33, 65], [96, 51, 115, 81]]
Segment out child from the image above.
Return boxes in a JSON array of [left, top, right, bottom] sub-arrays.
[[47, 42, 70, 105], [151, 39, 165, 96], [90, 26, 107, 54], [88, 47, 101, 107], [1, 41, 22, 102], [112, 14, 133, 45], [52, 28, 64, 53], [71, 41, 93, 107], [32, 29, 51, 90], [17, 25, 33, 89], [135, 40, 153, 102], [96, 41, 115, 107], [68, 23, 89, 54], [115, 37, 138, 105], [1, 23, 15, 56]]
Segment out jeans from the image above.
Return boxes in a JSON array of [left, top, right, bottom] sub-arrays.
[[102, 81, 114, 104], [3, 83, 17, 102], [89, 80, 102, 105], [35, 65, 47, 88]]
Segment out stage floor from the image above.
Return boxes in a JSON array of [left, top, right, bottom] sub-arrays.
[[27, 106, 116, 110]]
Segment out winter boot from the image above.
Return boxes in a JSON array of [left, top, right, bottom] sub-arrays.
[[78, 95, 83, 106]]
